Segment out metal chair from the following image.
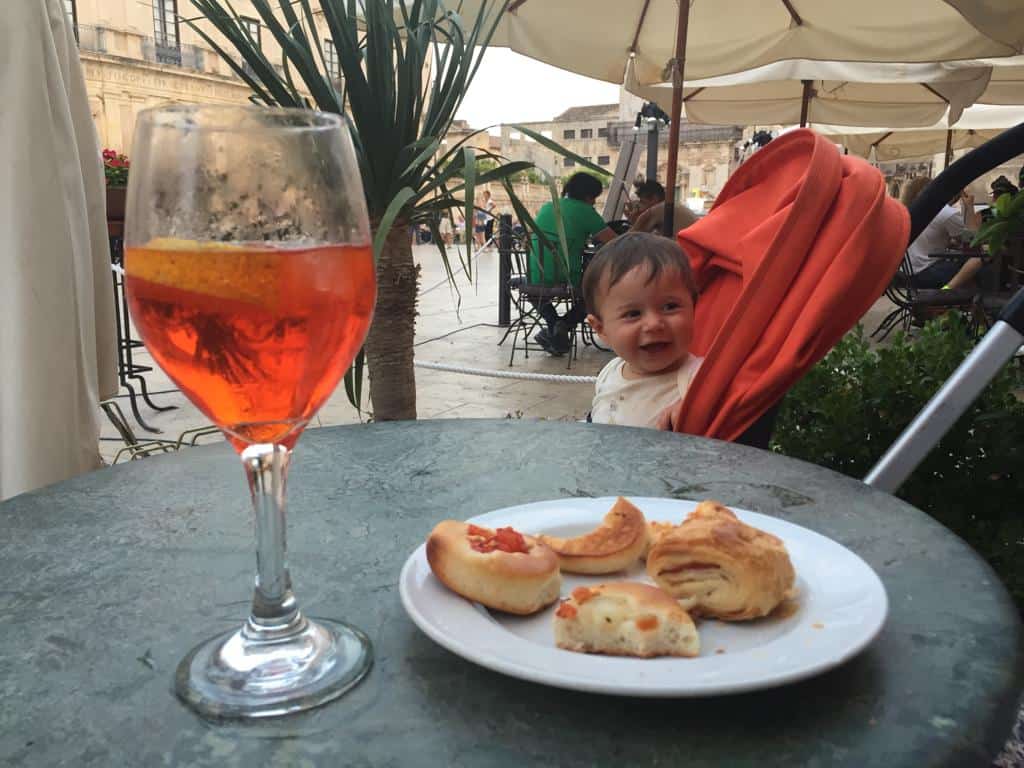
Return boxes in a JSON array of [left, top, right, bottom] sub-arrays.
[[108, 236, 177, 433], [871, 251, 977, 341], [101, 401, 221, 464], [499, 246, 581, 368], [101, 400, 179, 463]]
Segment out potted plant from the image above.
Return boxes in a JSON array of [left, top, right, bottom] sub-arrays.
[[103, 148, 130, 227], [188, 0, 593, 421]]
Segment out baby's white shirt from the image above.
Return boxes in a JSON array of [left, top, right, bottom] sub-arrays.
[[590, 355, 703, 428]]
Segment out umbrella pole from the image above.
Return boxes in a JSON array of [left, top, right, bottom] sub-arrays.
[[944, 128, 953, 169], [799, 79, 812, 128], [662, 0, 691, 237]]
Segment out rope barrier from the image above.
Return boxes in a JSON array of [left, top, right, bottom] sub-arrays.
[[414, 360, 597, 384]]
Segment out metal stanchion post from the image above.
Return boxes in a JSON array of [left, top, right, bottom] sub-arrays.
[[646, 120, 659, 182], [498, 213, 513, 327]]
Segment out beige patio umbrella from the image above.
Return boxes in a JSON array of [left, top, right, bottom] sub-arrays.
[[460, 0, 1024, 232], [818, 103, 1024, 162], [625, 59, 995, 128], [477, 0, 1024, 85], [795, 62, 1024, 164]]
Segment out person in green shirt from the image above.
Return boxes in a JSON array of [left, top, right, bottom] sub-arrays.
[[528, 172, 616, 355]]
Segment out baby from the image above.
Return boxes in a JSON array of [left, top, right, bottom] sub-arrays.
[[582, 232, 701, 429]]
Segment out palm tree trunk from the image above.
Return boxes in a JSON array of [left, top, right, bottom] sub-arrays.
[[365, 223, 419, 420]]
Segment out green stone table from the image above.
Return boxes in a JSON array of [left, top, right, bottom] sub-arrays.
[[1, 420, 1021, 767]]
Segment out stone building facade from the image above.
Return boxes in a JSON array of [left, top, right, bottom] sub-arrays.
[[497, 103, 744, 206], [67, 0, 331, 151]]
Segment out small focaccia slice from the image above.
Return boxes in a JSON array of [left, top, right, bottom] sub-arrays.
[[553, 582, 699, 658], [538, 497, 647, 574], [646, 500, 796, 621], [426, 520, 561, 615]]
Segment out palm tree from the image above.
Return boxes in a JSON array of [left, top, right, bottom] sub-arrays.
[[187, 0, 590, 420]]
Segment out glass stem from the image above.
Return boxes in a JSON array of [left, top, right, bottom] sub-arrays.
[[240, 443, 306, 640]]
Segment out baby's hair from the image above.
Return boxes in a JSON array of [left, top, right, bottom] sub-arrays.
[[582, 232, 697, 316]]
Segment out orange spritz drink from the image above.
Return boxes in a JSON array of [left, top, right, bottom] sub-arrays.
[[125, 238, 376, 451]]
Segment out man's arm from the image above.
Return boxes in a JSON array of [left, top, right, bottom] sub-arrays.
[[632, 203, 663, 233]]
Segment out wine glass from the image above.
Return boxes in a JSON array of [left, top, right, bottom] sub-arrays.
[[124, 105, 376, 718]]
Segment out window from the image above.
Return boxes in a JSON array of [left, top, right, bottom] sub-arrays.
[[597, 155, 610, 166], [563, 157, 575, 167], [597, 127, 608, 138], [580, 128, 593, 139], [64, 0, 78, 43], [153, 0, 181, 64], [563, 129, 575, 139], [240, 17, 261, 50], [324, 39, 340, 79]]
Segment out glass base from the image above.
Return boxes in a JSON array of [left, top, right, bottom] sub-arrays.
[[174, 615, 372, 719]]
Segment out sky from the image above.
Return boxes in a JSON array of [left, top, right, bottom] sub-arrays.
[[454, 49, 622, 129]]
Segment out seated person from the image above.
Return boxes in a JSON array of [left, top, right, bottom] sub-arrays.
[[630, 179, 699, 237], [583, 232, 703, 429], [944, 176, 1020, 290], [988, 174, 1019, 208], [901, 176, 983, 290], [528, 172, 617, 355]]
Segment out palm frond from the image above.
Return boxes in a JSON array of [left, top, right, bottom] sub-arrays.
[[190, 0, 602, 411]]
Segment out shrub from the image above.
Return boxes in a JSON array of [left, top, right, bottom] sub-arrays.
[[772, 314, 1024, 609]]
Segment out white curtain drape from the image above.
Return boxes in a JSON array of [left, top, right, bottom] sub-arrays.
[[0, 0, 118, 500]]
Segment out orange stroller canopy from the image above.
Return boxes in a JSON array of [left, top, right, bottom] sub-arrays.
[[674, 129, 910, 442]]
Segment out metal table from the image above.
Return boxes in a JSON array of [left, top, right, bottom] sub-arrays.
[[1, 420, 1021, 767]]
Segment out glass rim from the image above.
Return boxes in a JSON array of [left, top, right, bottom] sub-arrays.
[[134, 104, 344, 135]]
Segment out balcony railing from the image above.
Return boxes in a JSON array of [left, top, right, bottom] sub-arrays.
[[78, 25, 205, 72], [154, 40, 182, 65], [76, 24, 108, 54]]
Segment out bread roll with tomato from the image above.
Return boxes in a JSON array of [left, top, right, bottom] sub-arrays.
[[553, 582, 699, 658], [426, 520, 561, 615]]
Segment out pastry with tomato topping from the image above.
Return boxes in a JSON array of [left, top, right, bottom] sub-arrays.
[[426, 520, 561, 615], [538, 497, 648, 575], [553, 582, 699, 658], [646, 501, 796, 621]]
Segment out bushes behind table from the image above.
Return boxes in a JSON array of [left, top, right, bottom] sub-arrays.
[[772, 314, 1024, 610]]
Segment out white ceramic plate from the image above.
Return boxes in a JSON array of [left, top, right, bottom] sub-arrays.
[[399, 497, 888, 697]]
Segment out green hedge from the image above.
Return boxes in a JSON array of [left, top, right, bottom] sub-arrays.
[[772, 315, 1024, 610]]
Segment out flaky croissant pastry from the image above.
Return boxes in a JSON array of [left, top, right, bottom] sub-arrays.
[[642, 520, 678, 561], [646, 501, 796, 621]]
